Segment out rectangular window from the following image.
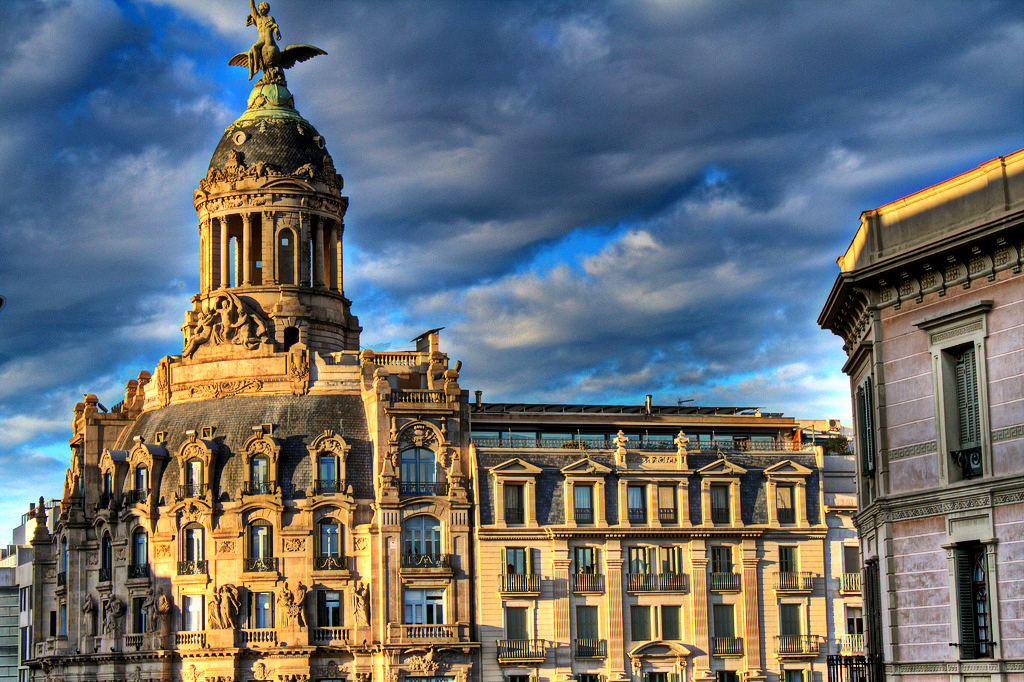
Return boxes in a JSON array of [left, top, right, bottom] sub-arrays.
[[578, 676, 602, 682], [658, 485, 677, 522], [784, 672, 804, 682], [503, 547, 528, 575], [504, 484, 525, 524], [505, 606, 528, 639], [711, 485, 730, 522], [317, 590, 342, 627], [627, 485, 647, 522], [647, 674, 670, 682], [846, 606, 863, 635], [49, 611, 56, 638], [711, 546, 733, 574], [776, 485, 795, 523], [575, 547, 597, 574], [780, 603, 801, 636], [659, 546, 681, 574], [956, 543, 991, 658], [403, 588, 444, 625], [630, 605, 651, 641], [250, 592, 273, 629], [132, 597, 146, 634], [716, 673, 739, 682], [713, 603, 734, 637], [856, 378, 876, 476], [574, 484, 594, 523], [628, 547, 650, 574], [59, 604, 66, 637], [576, 605, 598, 640], [182, 594, 204, 631], [950, 345, 984, 479], [843, 545, 860, 574], [661, 605, 680, 640], [779, 546, 797, 573]]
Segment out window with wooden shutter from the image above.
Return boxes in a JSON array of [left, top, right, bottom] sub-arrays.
[[955, 346, 981, 447], [956, 543, 991, 659], [856, 378, 875, 476]]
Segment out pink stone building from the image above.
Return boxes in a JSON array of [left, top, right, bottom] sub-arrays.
[[820, 149, 1024, 681]]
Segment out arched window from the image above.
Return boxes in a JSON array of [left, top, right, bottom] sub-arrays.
[[103, 472, 112, 497], [130, 529, 148, 578], [100, 534, 113, 582], [315, 518, 344, 570], [245, 521, 275, 573], [402, 515, 443, 567], [400, 448, 437, 495], [278, 229, 295, 285], [184, 459, 204, 498], [179, 524, 206, 575], [283, 326, 299, 350], [60, 538, 67, 576], [250, 456, 271, 494], [317, 452, 341, 493]]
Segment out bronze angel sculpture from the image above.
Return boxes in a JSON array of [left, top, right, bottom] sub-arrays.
[[229, 1, 326, 86]]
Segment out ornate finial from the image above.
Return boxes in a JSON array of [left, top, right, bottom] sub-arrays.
[[229, 1, 327, 87]]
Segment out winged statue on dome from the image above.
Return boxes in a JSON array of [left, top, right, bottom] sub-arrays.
[[229, 1, 327, 86]]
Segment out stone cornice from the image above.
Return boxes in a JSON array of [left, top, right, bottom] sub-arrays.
[[853, 475, 1024, 530]]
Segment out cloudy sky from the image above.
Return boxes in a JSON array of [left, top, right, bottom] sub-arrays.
[[0, 0, 1021, 533]]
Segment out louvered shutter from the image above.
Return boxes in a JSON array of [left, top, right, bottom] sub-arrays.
[[956, 347, 981, 447], [956, 549, 977, 659], [501, 548, 507, 575], [526, 547, 533, 575], [863, 377, 875, 472]]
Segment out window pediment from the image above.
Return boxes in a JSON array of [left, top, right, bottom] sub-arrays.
[[127, 439, 167, 471], [244, 432, 281, 463], [763, 460, 813, 478], [696, 458, 747, 477], [628, 640, 691, 658], [489, 458, 543, 476], [177, 432, 217, 469], [396, 421, 443, 450], [100, 449, 128, 474], [561, 457, 611, 476]]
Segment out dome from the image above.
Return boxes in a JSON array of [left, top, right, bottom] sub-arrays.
[[207, 83, 334, 177]]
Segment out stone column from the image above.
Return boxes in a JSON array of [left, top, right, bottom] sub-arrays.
[[219, 216, 228, 288], [313, 216, 325, 287], [605, 542, 628, 681], [329, 222, 340, 291], [242, 213, 252, 285], [299, 212, 311, 286], [742, 540, 765, 681], [691, 555, 713, 680], [553, 548, 572, 677], [263, 211, 276, 285]]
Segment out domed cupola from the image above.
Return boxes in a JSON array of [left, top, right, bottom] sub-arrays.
[[187, 3, 359, 360]]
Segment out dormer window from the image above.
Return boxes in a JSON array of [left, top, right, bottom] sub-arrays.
[[183, 459, 204, 498], [318, 453, 340, 493], [251, 457, 270, 493]]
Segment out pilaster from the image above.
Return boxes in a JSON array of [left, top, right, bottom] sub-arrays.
[[605, 542, 627, 680], [553, 548, 572, 677], [741, 540, 764, 680], [691, 555, 711, 679], [242, 213, 252, 285]]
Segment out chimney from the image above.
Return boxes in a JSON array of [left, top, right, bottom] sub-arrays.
[[474, 390, 482, 407], [645, 394, 652, 415]]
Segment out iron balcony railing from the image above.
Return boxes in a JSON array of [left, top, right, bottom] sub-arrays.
[[572, 573, 604, 593], [243, 557, 278, 573], [710, 572, 741, 591], [711, 506, 730, 523], [313, 479, 348, 495], [402, 552, 452, 569], [244, 481, 276, 495], [177, 560, 207, 575], [573, 638, 606, 658], [128, 563, 149, 579], [496, 639, 545, 661], [842, 572, 861, 592], [471, 437, 811, 452], [827, 654, 886, 682], [179, 484, 206, 499], [125, 489, 148, 505], [713, 636, 743, 656], [98, 567, 112, 582], [314, 555, 347, 571], [574, 507, 594, 523], [500, 573, 541, 594], [391, 623, 458, 641], [658, 507, 677, 523], [951, 446, 983, 480], [505, 506, 525, 524], [777, 507, 796, 524], [838, 633, 864, 654], [775, 634, 820, 656], [628, 507, 647, 523], [399, 481, 448, 496], [626, 572, 689, 592], [774, 571, 814, 591], [57, 572, 66, 587]]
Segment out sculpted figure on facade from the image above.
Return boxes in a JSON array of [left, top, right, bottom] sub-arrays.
[[280, 581, 308, 628], [353, 582, 369, 627], [81, 593, 96, 634], [229, 1, 327, 87], [183, 291, 269, 358], [209, 584, 240, 629], [153, 588, 171, 633], [104, 596, 126, 638]]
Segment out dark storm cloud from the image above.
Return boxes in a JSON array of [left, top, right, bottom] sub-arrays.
[[1, 0, 1021, 532]]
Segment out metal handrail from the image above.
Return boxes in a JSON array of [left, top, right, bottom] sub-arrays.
[[496, 639, 545, 660], [658, 507, 677, 522], [500, 573, 541, 593], [244, 481, 276, 495], [574, 507, 594, 523], [178, 484, 206, 499], [775, 634, 820, 655], [573, 638, 606, 658], [242, 557, 278, 573], [842, 572, 861, 591], [399, 481, 448, 496], [710, 572, 740, 591], [773, 571, 814, 591], [177, 560, 207, 575], [627, 572, 688, 592], [713, 636, 743, 655], [505, 507, 525, 524], [572, 573, 604, 593], [314, 555, 347, 571], [128, 563, 149, 579]]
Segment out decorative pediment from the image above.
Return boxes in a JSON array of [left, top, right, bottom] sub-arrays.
[[628, 640, 691, 658], [489, 458, 543, 476], [561, 457, 612, 476], [397, 421, 442, 450], [173, 499, 213, 528], [763, 459, 813, 478], [696, 458, 747, 477], [178, 431, 218, 468], [308, 430, 351, 458], [100, 449, 128, 474], [127, 439, 167, 470]]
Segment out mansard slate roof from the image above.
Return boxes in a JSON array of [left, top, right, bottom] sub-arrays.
[[115, 394, 373, 501], [208, 116, 331, 176], [474, 450, 820, 527]]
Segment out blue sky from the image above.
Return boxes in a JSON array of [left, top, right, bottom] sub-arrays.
[[1, 0, 1022, 534]]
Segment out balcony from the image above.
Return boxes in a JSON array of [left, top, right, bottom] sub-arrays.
[[57, 571, 66, 587], [388, 623, 463, 644], [573, 638, 607, 659], [313, 627, 352, 645], [399, 481, 448, 497], [177, 560, 207, 575], [243, 557, 278, 573], [178, 483, 206, 499], [838, 633, 864, 655], [777, 507, 796, 524], [314, 555, 348, 571], [713, 636, 743, 656], [240, 629, 278, 647], [401, 552, 452, 569], [628, 507, 647, 523], [500, 573, 541, 595], [951, 446, 983, 480], [98, 567, 112, 583], [626, 572, 689, 592], [497, 639, 545, 663], [710, 572, 740, 592], [125, 489, 148, 505], [574, 507, 594, 524], [128, 563, 149, 579], [775, 634, 821, 658], [175, 631, 206, 648], [244, 481, 276, 495], [313, 479, 347, 495], [572, 573, 604, 593], [98, 493, 112, 509], [773, 571, 814, 592], [842, 572, 861, 593], [124, 634, 144, 650], [658, 507, 677, 523], [505, 506, 525, 524], [711, 507, 730, 523]]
